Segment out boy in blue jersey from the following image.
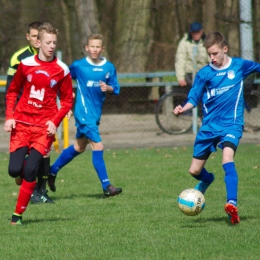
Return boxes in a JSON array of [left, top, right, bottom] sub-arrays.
[[48, 34, 122, 197], [174, 31, 260, 225]]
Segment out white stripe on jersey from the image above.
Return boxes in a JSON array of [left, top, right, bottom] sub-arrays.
[[77, 79, 88, 115], [234, 81, 243, 122]]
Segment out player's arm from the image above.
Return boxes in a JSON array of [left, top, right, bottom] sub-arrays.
[[5, 53, 20, 95], [50, 73, 74, 128], [174, 69, 206, 116], [99, 80, 114, 93], [5, 63, 25, 120], [4, 64, 25, 132], [45, 120, 57, 136], [5, 75, 14, 97], [173, 103, 194, 115], [4, 119, 16, 132], [101, 65, 120, 95]]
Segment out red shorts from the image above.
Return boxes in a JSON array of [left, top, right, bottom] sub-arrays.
[[10, 122, 55, 156]]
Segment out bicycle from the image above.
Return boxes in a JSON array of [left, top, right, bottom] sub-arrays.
[[155, 85, 260, 135], [154, 87, 194, 135]]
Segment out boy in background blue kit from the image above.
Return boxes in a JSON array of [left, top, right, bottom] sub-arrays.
[[174, 31, 260, 224], [48, 34, 122, 197]]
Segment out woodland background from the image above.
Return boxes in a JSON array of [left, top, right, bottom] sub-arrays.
[[0, 0, 260, 74]]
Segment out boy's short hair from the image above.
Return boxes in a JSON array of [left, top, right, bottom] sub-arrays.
[[87, 34, 104, 46], [27, 22, 43, 33], [203, 31, 228, 49], [37, 22, 59, 40]]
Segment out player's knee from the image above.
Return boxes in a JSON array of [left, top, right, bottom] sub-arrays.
[[74, 143, 86, 153], [75, 146, 86, 153], [96, 143, 104, 150], [189, 167, 200, 176], [222, 152, 234, 165], [8, 165, 22, 178], [90, 142, 104, 151], [23, 163, 37, 182]]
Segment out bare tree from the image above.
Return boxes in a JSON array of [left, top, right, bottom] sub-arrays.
[[113, 0, 153, 72], [203, 0, 217, 34], [74, 0, 100, 54]]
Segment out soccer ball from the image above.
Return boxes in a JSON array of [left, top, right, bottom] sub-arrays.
[[177, 188, 205, 216]]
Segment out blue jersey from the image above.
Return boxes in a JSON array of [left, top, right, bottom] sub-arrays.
[[187, 57, 260, 131], [69, 57, 120, 127]]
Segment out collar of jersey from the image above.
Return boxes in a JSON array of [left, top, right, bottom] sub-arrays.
[[29, 45, 39, 55], [209, 56, 232, 70], [86, 56, 107, 66]]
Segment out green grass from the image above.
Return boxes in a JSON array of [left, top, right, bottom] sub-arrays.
[[1, 144, 260, 259]]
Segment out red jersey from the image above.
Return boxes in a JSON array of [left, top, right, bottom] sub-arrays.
[[5, 55, 73, 127]]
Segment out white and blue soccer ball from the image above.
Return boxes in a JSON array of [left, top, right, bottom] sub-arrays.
[[177, 188, 205, 216]]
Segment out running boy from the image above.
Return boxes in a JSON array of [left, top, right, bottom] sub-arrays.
[[48, 34, 122, 197], [173, 31, 260, 225], [5, 22, 73, 225], [5, 21, 54, 203]]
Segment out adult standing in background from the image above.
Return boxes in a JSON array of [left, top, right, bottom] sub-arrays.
[[175, 22, 209, 91], [5, 22, 42, 94]]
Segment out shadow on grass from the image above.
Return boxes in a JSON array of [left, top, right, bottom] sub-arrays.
[[180, 215, 252, 227], [20, 216, 76, 225], [49, 192, 107, 201]]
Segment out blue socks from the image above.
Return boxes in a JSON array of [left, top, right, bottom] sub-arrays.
[[50, 145, 80, 175], [193, 167, 214, 184], [223, 162, 238, 206], [92, 151, 110, 189], [50, 147, 110, 190], [193, 163, 238, 206]]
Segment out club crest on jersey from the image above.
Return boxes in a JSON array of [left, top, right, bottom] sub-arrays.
[[227, 70, 235, 80], [50, 79, 57, 87], [105, 72, 110, 79], [27, 74, 33, 82]]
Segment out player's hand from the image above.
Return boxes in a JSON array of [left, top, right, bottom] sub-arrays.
[[4, 119, 16, 132], [45, 120, 57, 136], [66, 110, 73, 120], [178, 79, 187, 87], [99, 80, 108, 92], [173, 105, 184, 115]]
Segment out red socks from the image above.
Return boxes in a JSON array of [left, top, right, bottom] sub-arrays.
[[14, 180, 36, 215]]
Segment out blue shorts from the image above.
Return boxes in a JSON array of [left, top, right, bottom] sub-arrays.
[[75, 124, 102, 143], [193, 125, 243, 158]]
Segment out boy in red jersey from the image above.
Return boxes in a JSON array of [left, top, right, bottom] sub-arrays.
[[4, 22, 73, 225], [5, 21, 54, 203]]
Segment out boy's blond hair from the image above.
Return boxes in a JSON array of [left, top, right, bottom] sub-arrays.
[[87, 34, 104, 46], [38, 22, 59, 40]]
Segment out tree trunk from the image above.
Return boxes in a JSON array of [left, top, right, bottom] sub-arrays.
[[60, 0, 73, 63], [224, 0, 240, 57], [74, 0, 99, 54], [203, 0, 217, 34], [113, 0, 152, 72]]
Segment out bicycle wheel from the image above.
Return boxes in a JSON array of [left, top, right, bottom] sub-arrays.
[[155, 91, 192, 134]]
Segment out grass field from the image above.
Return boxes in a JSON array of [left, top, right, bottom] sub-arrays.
[[1, 143, 260, 260]]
